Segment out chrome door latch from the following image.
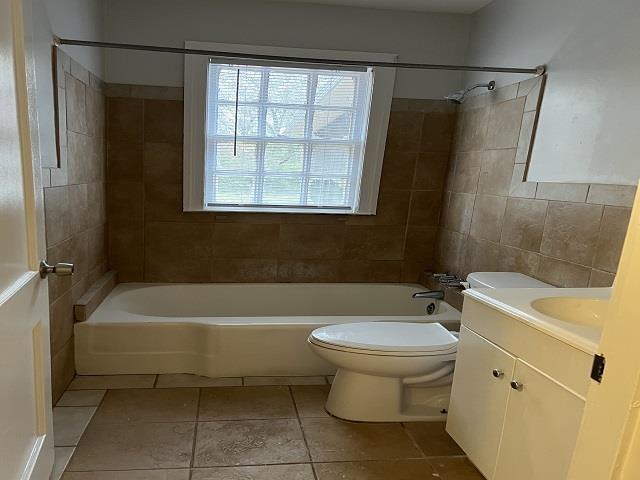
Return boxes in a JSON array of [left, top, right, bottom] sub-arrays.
[[39, 260, 74, 279]]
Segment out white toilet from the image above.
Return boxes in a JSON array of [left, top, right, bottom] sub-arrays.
[[308, 272, 552, 422]]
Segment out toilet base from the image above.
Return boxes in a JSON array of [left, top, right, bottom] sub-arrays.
[[325, 369, 451, 422]]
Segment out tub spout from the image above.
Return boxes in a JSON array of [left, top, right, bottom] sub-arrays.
[[412, 290, 445, 300]]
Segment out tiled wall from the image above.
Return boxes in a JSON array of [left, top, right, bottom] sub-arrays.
[[105, 85, 455, 284], [435, 76, 635, 288], [43, 50, 108, 402]]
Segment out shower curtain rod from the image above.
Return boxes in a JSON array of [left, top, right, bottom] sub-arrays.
[[55, 37, 546, 75]]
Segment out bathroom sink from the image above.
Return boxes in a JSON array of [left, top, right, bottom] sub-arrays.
[[530, 297, 608, 328]]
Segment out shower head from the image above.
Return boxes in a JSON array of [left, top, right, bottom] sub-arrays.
[[445, 80, 496, 104]]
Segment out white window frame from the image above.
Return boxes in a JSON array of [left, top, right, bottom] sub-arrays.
[[183, 41, 397, 215]]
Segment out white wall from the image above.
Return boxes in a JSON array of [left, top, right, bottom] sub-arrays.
[[103, 0, 471, 99], [465, 0, 640, 186], [47, 0, 104, 77]]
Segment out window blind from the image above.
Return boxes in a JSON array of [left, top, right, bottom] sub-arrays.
[[204, 61, 374, 212]]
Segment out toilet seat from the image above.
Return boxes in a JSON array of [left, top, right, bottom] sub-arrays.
[[309, 322, 458, 356]]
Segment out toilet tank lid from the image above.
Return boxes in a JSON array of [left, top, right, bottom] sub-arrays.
[[467, 272, 553, 289]]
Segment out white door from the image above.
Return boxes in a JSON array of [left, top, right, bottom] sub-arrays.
[[0, 0, 54, 478], [447, 326, 517, 479], [494, 360, 584, 480]]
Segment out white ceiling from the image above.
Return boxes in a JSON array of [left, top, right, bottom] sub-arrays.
[[269, 0, 494, 13]]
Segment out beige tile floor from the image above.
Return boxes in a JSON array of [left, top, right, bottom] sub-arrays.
[[54, 374, 483, 480]]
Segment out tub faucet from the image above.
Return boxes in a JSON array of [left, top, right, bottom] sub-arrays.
[[412, 290, 445, 300]]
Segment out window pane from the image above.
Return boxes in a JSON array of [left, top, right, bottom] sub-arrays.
[[213, 175, 255, 203], [315, 74, 356, 107], [268, 71, 308, 104], [307, 178, 348, 206], [215, 142, 257, 171], [264, 143, 305, 173], [312, 110, 353, 140], [310, 145, 353, 175], [263, 176, 303, 205], [205, 61, 374, 211], [215, 105, 259, 136], [217, 68, 262, 102], [266, 108, 307, 138]]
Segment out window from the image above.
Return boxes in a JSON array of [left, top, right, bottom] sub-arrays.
[[183, 42, 397, 214]]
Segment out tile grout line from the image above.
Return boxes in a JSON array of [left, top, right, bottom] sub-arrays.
[[288, 386, 318, 480], [400, 422, 428, 460], [189, 387, 202, 474]]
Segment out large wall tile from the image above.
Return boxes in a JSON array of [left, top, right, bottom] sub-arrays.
[[107, 142, 143, 182], [277, 260, 342, 282], [485, 98, 525, 149], [420, 112, 455, 152], [385, 111, 423, 152], [211, 258, 278, 282], [109, 220, 144, 282], [279, 225, 345, 260], [477, 149, 516, 196], [442, 193, 475, 234], [213, 223, 280, 259], [338, 260, 402, 283], [65, 73, 87, 135], [44, 186, 72, 247], [464, 236, 500, 276], [536, 256, 591, 288], [144, 142, 183, 184], [408, 190, 442, 226], [50, 290, 74, 356], [144, 100, 184, 143], [469, 195, 507, 243], [540, 202, 603, 266], [500, 198, 548, 251], [589, 270, 616, 288], [593, 206, 632, 273], [414, 152, 449, 191], [451, 152, 482, 194], [145, 222, 214, 282], [535, 182, 589, 203], [344, 225, 405, 261], [404, 226, 437, 262], [107, 97, 143, 143], [498, 245, 541, 278], [379, 150, 416, 190], [454, 107, 489, 152]]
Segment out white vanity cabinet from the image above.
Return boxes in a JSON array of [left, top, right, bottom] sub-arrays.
[[447, 298, 592, 480], [446, 326, 516, 478]]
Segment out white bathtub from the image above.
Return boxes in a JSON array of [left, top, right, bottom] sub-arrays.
[[75, 283, 461, 377]]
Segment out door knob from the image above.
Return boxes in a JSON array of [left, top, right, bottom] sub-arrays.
[[39, 260, 74, 279], [510, 381, 524, 391], [492, 369, 504, 378]]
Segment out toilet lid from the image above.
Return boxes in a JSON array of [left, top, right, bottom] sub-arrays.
[[310, 322, 458, 354]]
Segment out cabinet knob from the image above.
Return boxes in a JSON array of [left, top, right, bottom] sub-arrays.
[[492, 369, 504, 378], [510, 381, 524, 391]]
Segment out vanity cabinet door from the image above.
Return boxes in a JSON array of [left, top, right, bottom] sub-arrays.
[[493, 360, 585, 480], [447, 326, 516, 479]]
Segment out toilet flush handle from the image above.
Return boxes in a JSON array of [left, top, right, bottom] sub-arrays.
[[39, 260, 74, 279]]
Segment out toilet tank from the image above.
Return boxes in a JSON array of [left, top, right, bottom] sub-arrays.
[[466, 272, 552, 289]]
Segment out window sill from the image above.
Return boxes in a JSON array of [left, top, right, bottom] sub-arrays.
[[184, 206, 370, 215]]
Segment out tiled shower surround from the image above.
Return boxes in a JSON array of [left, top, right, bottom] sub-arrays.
[[43, 51, 108, 402], [435, 77, 635, 288], [106, 86, 454, 283], [105, 81, 635, 288]]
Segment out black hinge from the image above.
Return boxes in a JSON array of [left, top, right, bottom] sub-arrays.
[[591, 354, 606, 383]]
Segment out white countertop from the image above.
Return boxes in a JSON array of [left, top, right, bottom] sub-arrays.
[[463, 287, 612, 354]]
